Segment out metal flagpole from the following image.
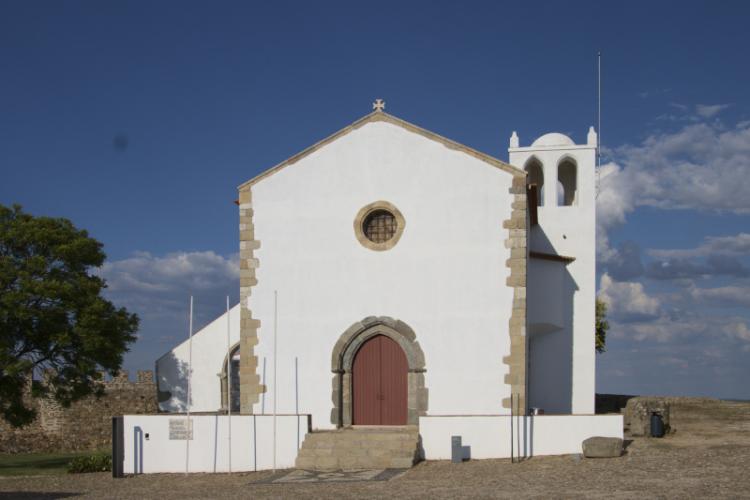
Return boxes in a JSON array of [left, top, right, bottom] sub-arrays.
[[261, 357, 266, 414], [226, 296, 232, 473], [510, 392, 515, 463], [594, 50, 602, 198], [272, 290, 278, 473], [295, 356, 299, 450], [597, 50, 602, 171], [185, 296, 193, 475], [516, 394, 521, 462]]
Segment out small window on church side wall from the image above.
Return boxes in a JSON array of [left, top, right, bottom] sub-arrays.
[[354, 201, 406, 251], [524, 157, 544, 207], [557, 159, 577, 206]]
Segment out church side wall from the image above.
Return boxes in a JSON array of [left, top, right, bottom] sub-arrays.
[[247, 121, 516, 429], [155, 305, 241, 413]]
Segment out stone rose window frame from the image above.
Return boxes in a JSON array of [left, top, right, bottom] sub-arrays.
[[354, 200, 405, 251]]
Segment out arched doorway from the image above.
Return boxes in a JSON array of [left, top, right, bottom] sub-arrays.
[[330, 316, 428, 427], [353, 335, 408, 425], [220, 344, 240, 413]]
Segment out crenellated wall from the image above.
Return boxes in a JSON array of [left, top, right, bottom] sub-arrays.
[[0, 370, 157, 453]]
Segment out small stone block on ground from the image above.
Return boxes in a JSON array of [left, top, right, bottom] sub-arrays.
[[582, 437, 623, 458]]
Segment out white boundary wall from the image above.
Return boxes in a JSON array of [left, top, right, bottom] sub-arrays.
[[121, 414, 622, 473], [419, 415, 623, 460], [122, 414, 308, 474]]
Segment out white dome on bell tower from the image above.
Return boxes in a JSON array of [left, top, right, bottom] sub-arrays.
[[531, 132, 575, 147]]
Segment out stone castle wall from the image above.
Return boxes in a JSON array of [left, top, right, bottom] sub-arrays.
[[0, 370, 157, 453]]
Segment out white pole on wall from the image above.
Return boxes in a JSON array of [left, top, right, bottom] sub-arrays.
[[261, 357, 266, 414], [510, 392, 515, 463], [272, 290, 278, 472], [225, 295, 232, 473], [295, 356, 299, 450], [185, 296, 193, 475], [516, 394, 520, 461]]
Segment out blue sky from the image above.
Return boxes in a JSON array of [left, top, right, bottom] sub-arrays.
[[2, 1, 749, 399]]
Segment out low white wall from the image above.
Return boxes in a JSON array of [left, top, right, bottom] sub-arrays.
[[121, 414, 621, 473], [122, 414, 309, 474], [419, 415, 623, 460]]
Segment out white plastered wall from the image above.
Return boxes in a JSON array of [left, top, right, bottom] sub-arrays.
[[419, 414, 622, 460], [156, 305, 240, 413], [509, 134, 597, 414], [249, 120, 516, 429], [122, 414, 307, 473]]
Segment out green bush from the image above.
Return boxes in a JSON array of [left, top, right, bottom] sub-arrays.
[[67, 453, 112, 474]]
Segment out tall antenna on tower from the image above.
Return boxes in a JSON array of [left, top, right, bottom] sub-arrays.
[[595, 50, 602, 198], [597, 51, 601, 170]]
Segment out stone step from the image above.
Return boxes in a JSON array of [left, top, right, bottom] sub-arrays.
[[295, 426, 420, 471]]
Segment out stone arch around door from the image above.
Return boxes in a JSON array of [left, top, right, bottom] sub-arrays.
[[330, 316, 428, 427]]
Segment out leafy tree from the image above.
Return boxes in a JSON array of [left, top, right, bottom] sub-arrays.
[[595, 298, 609, 353], [0, 204, 138, 427]]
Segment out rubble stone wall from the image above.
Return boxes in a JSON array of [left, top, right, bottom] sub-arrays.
[[624, 397, 672, 437], [0, 370, 157, 453]]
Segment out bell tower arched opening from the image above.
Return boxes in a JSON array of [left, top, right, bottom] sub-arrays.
[[557, 158, 577, 206], [524, 156, 544, 206]]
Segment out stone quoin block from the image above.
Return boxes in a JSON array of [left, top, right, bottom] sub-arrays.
[[502, 174, 528, 412]]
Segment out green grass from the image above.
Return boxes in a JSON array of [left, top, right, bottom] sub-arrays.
[[0, 451, 103, 476]]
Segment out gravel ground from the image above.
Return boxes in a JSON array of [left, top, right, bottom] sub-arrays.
[[1, 398, 749, 499]]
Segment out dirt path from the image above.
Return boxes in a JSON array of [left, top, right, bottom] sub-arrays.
[[2, 398, 749, 499]]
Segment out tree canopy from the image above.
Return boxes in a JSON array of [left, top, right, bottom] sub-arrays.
[[0, 204, 138, 427], [596, 298, 609, 353]]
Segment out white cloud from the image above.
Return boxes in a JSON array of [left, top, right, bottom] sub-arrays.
[[613, 122, 750, 213], [687, 284, 750, 307], [649, 233, 750, 259], [599, 274, 750, 345], [695, 103, 730, 119], [102, 250, 238, 294], [721, 321, 750, 342], [596, 163, 636, 262], [659, 356, 689, 370], [625, 317, 701, 342], [599, 273, 661, 322], [99, 250, 239, 348], [596, 119, 750, 261], [613, 312, 750, 344]]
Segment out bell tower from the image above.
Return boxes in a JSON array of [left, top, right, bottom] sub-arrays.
[[508, 128, 597, 415]]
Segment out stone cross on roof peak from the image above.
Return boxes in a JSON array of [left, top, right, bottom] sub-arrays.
[[373, 99, 385, 112]]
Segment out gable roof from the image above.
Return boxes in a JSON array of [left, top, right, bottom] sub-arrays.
[[238, 110, 525, 189]]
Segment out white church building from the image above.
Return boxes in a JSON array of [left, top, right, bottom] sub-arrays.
[[126, 102, 621, 474]]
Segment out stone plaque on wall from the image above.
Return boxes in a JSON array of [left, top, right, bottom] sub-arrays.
[[169, 419, 193, 440]]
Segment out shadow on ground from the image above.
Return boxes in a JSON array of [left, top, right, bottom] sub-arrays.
[[0, 493, 80, 499]]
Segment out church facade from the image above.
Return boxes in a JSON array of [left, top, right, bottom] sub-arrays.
[[151, 103, 617, 468]]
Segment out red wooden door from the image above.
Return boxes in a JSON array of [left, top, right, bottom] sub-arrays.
[[352, 335, 408, 425]]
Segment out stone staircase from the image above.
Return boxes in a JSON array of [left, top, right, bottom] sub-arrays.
[[295, 426, 420, 470]]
